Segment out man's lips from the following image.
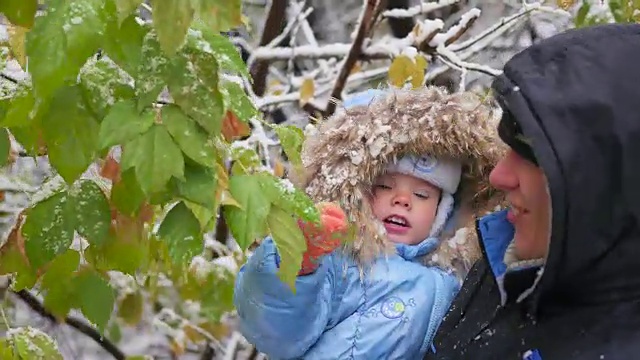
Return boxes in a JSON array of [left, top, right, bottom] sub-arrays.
[[507, 205, 527, 224]]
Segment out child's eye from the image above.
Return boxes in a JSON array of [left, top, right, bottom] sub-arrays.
[[414, 192, 430, 199], [374, 184, 392, 190]]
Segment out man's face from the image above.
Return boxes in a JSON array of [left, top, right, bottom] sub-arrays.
[[371, 173, 441, 245], [489, 149, 551, 260]]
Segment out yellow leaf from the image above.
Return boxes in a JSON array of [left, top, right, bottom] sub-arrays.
[[198, 321, 230, 339], [556, 0, 576, 10], [388, 55, 415, 88], [349, 62, 362, 75], [273, 159, 286, 178], [7, 25, 28, 69], [215, 162, 229, 190], [299, 78, 315, 105], [183, 324, 206, 343], [117, 291, 144, 326], [169, 337, 186, 356], [411, 55, 428, 88]]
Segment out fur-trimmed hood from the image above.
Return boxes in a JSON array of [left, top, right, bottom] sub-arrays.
[[294, 86, 506, 272]]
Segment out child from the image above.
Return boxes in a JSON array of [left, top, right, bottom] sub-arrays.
[[233, 86, 504, 359]]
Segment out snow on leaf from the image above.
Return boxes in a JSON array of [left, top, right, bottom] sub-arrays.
[[41, 85, 99, 184], [120, 124, 185, 195], [99, 99, 154, 150], [9, 327, 63, 360], [223, 174, 271, 250], [22, 191, 76, 270], [73, 269, 116, 333], [187, 27, 249, 77], [72, 180, 111, 247], [220, 80, 258, 122], [151, 0, 194, 55], [259, 172, 320, 224], [162, 104, 217, 168], [135, 30, 171, 110], [267, 205, 306, 293], [157, 201, 204, 265], [167, 51, 224, 134], [26, 0, 107, 100], [79, 57, 135, 120]]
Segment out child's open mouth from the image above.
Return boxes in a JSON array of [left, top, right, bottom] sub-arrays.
[[383, 215, 411, 234]]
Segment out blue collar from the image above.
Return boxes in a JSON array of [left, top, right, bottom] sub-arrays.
[[394, 236, 440, 261]]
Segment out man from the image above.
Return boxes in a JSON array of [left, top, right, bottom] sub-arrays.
[[425, 23, 640, 359]]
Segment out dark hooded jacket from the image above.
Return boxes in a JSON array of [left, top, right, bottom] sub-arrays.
[[424, 23, 640, 360]]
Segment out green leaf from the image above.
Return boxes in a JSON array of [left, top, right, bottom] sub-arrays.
[[114, 0, 141, 24], [162, 105, 216, 168], [259, 172, 320, 224], [0, 241, 38, 290], [72, 180, 111, 246], [172, 163, 217, 209], [267, 206, 306, 292], [187, 26, 249, 77], [41, 250, 80, 319], [157, 201, 203, 265], [151, 0, 194, 55], [99, 99, 154, 149], [22, 191, 75, 270], [135, 30, 171, 109], [26, 0, 107, 100], [79, 57, 136, 120], [221, 81, 258, 122], [103, 11, 149, 77], [1, 85, 38, 128], [274, 125, 305, 168], [0, 128, 10, 167], [223, 174, 271, 249], [121, 124, 185, 195], [190, 0, 243, 33], [111, 168, 146, 216], [167, 52, 224, 134], [10, 327, 64, 360], [0, 0, 37, 28], [41, 86, 99, 184], [73, 269, 116, 332]]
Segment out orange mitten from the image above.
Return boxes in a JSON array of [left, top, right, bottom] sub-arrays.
[[297, 202, 349, 275]]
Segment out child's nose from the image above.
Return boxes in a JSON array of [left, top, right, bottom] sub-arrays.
[[392, 192, 411, 209]]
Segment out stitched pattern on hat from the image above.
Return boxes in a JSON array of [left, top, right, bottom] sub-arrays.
[[414, 156, 438, 173]]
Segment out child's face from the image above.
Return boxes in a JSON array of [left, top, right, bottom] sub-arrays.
[[371, 172, 441, 245]]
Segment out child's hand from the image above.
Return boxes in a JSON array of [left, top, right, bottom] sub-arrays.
[[297, 202, 349, 275]]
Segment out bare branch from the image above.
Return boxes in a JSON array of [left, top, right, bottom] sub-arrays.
[[250, 0, 288, 96], [12, 289, 126, 360], [322, 0, 386, 117]]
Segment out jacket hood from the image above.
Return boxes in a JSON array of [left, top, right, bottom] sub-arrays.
[[294, 86, 506, 268], [491, 23, 640, 310]]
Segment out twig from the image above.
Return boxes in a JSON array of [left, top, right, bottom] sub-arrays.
[[0, 73, 19, 84], [323, 0, 385, 117], [12, 289, 126, 360]]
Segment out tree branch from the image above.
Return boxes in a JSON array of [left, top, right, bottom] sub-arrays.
[[249, 0, 288, 96], [12, 289, 126, 360], [323, 0, 387, 117]]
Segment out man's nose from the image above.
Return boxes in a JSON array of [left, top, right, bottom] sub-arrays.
[[489, 150, 518, 191]]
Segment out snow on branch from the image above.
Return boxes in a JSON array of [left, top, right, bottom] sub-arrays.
[[249, 0, 568, 117], [382, 0, 460, 19]]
